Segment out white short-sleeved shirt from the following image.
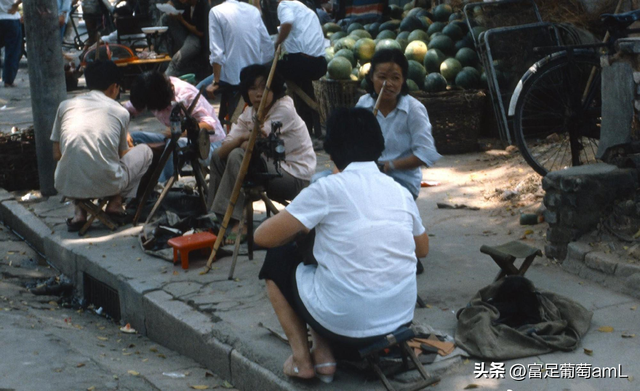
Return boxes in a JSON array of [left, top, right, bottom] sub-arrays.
[[0, 0, 20, 19], [208, 0, 274, 85], [277, 0, 325, 57], [356, 94, 442, 198], [50, 91, 130, 199], [287, 162, 426, 338]]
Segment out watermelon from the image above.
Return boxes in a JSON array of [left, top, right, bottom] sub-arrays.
[[323, 22, 342, 37], [379, 20, 401, 32], [329, 31, 347, 44], [403, 2, 413, 11], [462, 66, 481, 79], [406, 79, 420, 92], [407, 7, 429, 19], [334, 48, 356, 67], [376, 39, 402, 52], [442, 24, 464, 41], [324, 46, 334, 63], [405, 41, 428, 63], [454, 36, 474, 51], [334, 37, 356, 52], [376, 29, 397, 40], [440, 57, 462, 82], [397, 31, 410, 41], [354, 38, 376, 63], [360, 77, 368, 90], [350, 29, 372, 40], [429, 35, 455, 55], [433, 4, 453, 22], [427, 21, 446, 36], [407, 60, 427, 86], [455, 68, 480, 89], [424, 73, 447, 93], [480, 72, 488, 88], [400, 16, 423, 32], [359, 62, 371, 79], [408, 29, 429, 43], [419, 16, 432, 30], [367, 22, 380, 38], [423, 48, 446, 73], [455, 47, 479, 67], [449, 12, 463, 22], [429, 32, 443, 41], [396, 38, 409, 51], [327, 57, 353, 80], [347, 23, 364, 34], [451, 20, 469, 34], [469, 26, 486, 40]]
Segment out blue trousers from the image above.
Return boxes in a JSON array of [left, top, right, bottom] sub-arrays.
[[0, 19, 22, 85], [130, 131, 221, 182]]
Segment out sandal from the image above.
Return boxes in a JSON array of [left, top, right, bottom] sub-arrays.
[[314, 362, 337, 383], [283, 355, 314, 380], [66, 218, 86, 233]]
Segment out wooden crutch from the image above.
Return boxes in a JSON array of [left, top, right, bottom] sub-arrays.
[[201, 45, 282, 274]]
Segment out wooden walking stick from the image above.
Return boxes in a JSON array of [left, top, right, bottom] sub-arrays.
[[372, 81, 386, 117], [201, 45, 282, 274]]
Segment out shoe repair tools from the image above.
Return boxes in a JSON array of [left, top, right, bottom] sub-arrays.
[[372, 81, 386, 117], [133, 90, 210, 225], [201, 45, 283, 275]]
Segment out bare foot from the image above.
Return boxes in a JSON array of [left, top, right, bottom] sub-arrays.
[[283, 355, 314, 379]]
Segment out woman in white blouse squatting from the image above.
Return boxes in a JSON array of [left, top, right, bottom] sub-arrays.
[[356, 48, 442, 200], [254, 108, 430, 383], [207, 64, 316, 244]]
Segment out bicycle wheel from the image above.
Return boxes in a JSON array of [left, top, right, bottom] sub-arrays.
[[513, 52, 601, 176]]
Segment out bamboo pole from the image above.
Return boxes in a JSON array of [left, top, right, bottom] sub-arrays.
[[201, 46, 282, 274], [372, 81, 387, 117]]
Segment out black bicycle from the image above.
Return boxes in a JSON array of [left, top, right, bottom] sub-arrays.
[[510, 9, 640, 176]]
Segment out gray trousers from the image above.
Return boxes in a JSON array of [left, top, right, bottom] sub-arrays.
[[207, 148, 308, 221], [165, 34, 202, 77]]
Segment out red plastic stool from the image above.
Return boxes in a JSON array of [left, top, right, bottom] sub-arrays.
[[167, 232, 217, 269]]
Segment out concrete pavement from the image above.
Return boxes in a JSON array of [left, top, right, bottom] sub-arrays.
[[1, 67, 639, 391]]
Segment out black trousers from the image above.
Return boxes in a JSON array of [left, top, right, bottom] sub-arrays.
[[277, 53, 327, 138]]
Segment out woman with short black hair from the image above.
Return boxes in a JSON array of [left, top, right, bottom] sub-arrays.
[[254, 107, 430, 382], [208, 64, 316, 244], [357, 48, 441, 199]]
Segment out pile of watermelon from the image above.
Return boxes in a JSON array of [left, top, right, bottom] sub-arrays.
[[322, 3, 487, 93]]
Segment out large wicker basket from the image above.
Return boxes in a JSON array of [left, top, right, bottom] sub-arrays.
[[0, 128, 39, 191], [313, 79, 365, 127], [410, 89, 487, 154]]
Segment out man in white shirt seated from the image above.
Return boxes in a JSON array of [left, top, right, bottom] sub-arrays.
[[274, 0, 327, 138], [196, 0, 274, 125], [254, 107, 430, 382], [50, 60, 153, 231]]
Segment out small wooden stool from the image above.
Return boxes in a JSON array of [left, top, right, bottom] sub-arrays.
[[168, 232, 217, 269], [480, 241, 543, 281], [76, 199, 118, 236], [358, 326, 440, 391]]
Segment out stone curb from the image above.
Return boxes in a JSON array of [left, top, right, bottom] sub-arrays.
[[0, 190, 297, 391], [563, 242, 640, 299]]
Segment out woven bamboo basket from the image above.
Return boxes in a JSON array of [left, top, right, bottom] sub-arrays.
[[313, 78, 365, 127], [0, 128, 39, 191], [410, 89, 487, 154]]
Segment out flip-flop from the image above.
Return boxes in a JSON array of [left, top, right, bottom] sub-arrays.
[[314, 362, 336, 383], [283, 355, 314, 379], [66, 218, 86, 233], [224, 232, 247, 245]]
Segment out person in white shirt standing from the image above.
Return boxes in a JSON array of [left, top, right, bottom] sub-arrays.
[[274, 0, 327, 138], [201, 0, 274, 125], [0, 0, 22, 87]]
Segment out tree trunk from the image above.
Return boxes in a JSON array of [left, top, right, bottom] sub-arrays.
[[23, 0, 66, 196]]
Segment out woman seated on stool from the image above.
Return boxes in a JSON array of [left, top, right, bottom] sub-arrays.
[[208, 64, 316, 244], [254, 108, 430, 382]]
